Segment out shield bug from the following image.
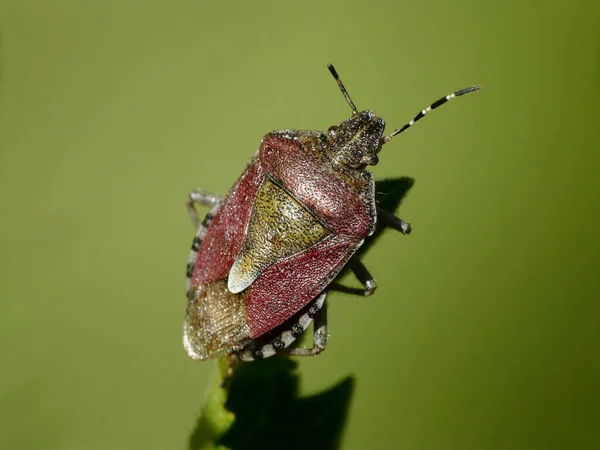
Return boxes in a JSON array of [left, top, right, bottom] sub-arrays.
[[184, 64, 480, 362]]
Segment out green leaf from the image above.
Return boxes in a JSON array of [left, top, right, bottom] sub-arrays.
[[189, 357, 354, 450], [188, 358, 236, 450]]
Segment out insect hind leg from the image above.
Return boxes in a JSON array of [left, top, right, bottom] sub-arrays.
[[285, 300, 327, 357], [238, 292, 327, 361]]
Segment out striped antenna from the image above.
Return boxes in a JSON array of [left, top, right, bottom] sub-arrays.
[[382, 85, 481, 144], [328, 64, 358, 115]]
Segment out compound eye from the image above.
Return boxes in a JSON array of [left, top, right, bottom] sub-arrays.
[[327, 125, 338, 137], [368, 154, 379, 165]]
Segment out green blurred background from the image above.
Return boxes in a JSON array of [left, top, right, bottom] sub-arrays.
[[1, 1, 600, 449]]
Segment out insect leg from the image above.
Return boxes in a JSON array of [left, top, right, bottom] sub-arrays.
[[237, 293, 327, 361], [187, 189, 223, 228], [186, 199, 222, 293], [285, 300, 328, 357], [329, 257, 377, 297], [328, 209, 409, 297], [376, 206, 412, 235]]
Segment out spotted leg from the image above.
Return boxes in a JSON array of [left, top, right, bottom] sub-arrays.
[[285, 300, 328, 357], [238, 292, 327, 361], [186, 190, 223, 293], [187, 189, 223, 228]]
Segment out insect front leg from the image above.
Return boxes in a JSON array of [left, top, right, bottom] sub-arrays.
[[329, 257, 378, 297], [186, 189, 223, 228], [186, 191, 223, 293], [376, 206, 412, 235]]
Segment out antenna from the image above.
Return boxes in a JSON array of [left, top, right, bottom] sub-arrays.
[[382, 85, 481, 144], [328, 64, 358, 115]]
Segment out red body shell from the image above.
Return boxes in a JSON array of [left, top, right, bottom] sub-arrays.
[[190, 130, 376, 339]]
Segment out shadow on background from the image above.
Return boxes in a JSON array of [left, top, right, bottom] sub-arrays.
[[187, 358, 354, 450], [188, 177, 413, 450], [225, 358, 352, 450]]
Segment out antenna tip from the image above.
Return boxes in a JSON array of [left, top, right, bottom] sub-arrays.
[[456, 85, 482, 96], [327, 64, 339, 79]]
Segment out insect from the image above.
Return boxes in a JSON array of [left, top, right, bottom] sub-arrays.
[[184, 64, 479, 362]]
